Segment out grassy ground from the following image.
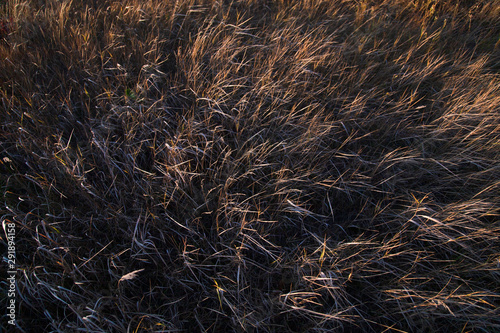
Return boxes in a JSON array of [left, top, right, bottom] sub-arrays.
[[1, 0, 499, 332]]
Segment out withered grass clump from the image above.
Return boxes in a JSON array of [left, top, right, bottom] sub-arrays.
[[1, 0, 499, 332]]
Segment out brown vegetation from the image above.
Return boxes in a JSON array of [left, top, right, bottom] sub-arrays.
[[1, 0, 499, 331]]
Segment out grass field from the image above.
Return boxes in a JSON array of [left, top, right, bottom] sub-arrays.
[[1, 0, 499, 331]]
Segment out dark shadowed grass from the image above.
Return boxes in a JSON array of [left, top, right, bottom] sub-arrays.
[[1, 0, 499, 332]]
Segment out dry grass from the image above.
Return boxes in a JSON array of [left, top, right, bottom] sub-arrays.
[[1, 0, 499, 332]]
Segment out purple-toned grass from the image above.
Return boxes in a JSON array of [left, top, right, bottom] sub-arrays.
[[1, 0, 499, 332]]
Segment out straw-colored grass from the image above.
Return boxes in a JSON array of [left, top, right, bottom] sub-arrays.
[[1, 0, 499, 331]]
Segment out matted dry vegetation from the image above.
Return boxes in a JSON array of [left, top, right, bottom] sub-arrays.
[[1, 0, 499, 332]]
